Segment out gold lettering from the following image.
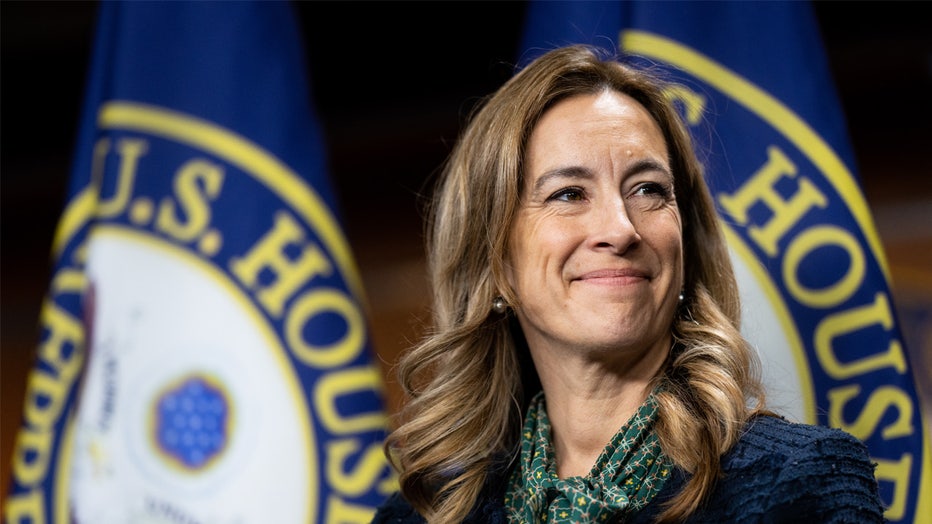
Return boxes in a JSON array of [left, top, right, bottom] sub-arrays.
[[323, 494, 376, 524], [378, 469, 399, 495], [828, 384, 913, 440], [287, 288, 364, 368], [11, 427, 52, 486], [9, 262, 85, 492], [38, 271, 86, 383], [22, 371, 69, 433], [98, 138, 147, 218], [4, 489, 45, 524], [663, 85, 706, 125], [874, 453, 912, 521], [229, 211, 333, 317], [718, 146, 828, 256], [326, 439, 390, 496], [24, 267, 86, 432], [784, 225, 865, 307], [155, 159, 224, 242], [815, 293, 907, 379], [314, 366, 387, 435]]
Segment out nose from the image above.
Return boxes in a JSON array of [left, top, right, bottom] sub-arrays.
[[590, 196, 641, 253]]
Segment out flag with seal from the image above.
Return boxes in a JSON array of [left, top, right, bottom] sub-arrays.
[[518, 1, 929, 522], [4, 1, 395, 523]]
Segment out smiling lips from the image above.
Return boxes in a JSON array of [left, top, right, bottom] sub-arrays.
[[575, 268, 651, 284]]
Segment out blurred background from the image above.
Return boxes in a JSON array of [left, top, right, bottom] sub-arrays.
[[2, 0, 930, 497]]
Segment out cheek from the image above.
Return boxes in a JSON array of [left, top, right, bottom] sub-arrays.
[[507, 215, 578, 287], [645, 210, 684, 270]]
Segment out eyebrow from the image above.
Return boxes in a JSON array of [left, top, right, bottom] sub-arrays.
[[529, 166, 592, 198], [529, 159, 672, 197]]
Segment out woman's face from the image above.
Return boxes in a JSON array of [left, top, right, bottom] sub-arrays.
[[506, 90, 684, 358]]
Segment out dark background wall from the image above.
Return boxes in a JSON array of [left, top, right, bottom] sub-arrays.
[[2, 0, 930, 497]]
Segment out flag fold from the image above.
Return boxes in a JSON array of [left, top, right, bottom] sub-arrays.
[[5, 2, 394, 523]]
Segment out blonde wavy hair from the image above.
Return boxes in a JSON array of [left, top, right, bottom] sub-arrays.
[[384, 44, 767, 523]]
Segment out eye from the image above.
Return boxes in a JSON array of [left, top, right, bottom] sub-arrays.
[[627, 180, 676, 213], [547, 186, 586, 202], [632, 181, 672, 199]]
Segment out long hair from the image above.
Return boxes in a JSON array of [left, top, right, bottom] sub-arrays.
[[384, 44, 766, 523]]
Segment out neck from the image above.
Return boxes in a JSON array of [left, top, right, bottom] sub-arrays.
[[550, 379, 654, 478], [530, 341, 669, 478]]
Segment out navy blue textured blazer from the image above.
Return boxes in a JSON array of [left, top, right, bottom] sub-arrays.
[[371, 415, 886, 523]]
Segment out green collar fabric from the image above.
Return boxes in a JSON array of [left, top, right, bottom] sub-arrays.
[[505, 390, 672, 522]]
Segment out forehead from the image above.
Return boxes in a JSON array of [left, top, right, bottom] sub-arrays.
[[535, 90, 659, 136], [526, 91, 667, 171]]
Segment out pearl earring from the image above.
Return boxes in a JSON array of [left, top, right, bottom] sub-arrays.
[[491, 296, 508, 314]]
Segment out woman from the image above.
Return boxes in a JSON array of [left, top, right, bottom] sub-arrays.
[[373, 45, 885, 523]]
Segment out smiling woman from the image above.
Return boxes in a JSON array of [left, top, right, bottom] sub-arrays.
[[371, 44, 886, 524], [509, 91, 683, 389], [1, 2, 929, 517]]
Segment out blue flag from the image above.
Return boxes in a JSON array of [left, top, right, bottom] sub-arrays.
[[520, 2, 929, 523], [5, 1, 395, 522]]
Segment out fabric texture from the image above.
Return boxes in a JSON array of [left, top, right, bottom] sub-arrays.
[[370, 415, 887, 523], [504, 391, 672, 522]]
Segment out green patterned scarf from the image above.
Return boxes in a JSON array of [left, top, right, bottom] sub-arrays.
[[504, 390, 672, 522]]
